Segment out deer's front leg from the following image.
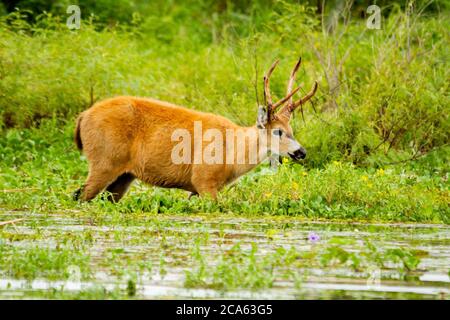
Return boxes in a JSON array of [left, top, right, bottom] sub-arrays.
[[194, 186, 218, 200], [191, 165, 223, 200]]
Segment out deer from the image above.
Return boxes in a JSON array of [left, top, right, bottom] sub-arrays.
[[73, 57, 318, 202]]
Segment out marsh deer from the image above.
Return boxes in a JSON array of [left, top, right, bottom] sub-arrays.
[[73, 57, 318, 202]]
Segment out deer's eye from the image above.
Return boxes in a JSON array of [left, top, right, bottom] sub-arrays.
[[272, 129, 283, 137]]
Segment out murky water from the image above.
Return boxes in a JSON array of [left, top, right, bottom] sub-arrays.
[[0, 212, 449, 299]]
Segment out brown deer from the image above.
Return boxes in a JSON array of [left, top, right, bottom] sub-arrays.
[[73, 57, 317, 202]]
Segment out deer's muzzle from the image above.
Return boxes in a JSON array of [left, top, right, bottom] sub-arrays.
[[288, 147, 306, 161]]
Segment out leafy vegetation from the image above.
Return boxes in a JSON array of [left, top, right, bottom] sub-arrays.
[[0, 1, 448, 167], [0, 120, 448, 222], [0, 0, 448, 299]]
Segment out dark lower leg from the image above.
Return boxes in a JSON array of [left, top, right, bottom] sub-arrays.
[[79, 169, 118, 202], [105, 173, 135, 202], [73, 187, 82, 201]]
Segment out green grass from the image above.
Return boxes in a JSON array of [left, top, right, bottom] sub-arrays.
[[0, 119, 448, 223], [0, 243, 91, 280], [0, 4, 448, 168]]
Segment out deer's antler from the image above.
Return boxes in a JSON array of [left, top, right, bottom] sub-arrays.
[[263, 59, 303, 120], [278, 57, 318, 118]]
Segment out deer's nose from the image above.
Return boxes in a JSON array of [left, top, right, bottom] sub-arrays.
[[292, 147, 306, 160]]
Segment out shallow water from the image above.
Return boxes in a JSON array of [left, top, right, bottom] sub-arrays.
[[0, 211, 448, 299]]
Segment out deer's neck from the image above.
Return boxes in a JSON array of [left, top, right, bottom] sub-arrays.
[[229, 125, 269, 179]]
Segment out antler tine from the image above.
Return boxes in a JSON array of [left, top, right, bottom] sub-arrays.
[[272, 84, 303, 109], [286, 57, 302, 107], [271, 58, 318, 118], [263, 59, 279, 109], [292, 81, 318, 110]]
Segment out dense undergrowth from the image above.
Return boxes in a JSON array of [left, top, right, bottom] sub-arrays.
[[0, 120, 448, 222], [0, 1, 449, 222]]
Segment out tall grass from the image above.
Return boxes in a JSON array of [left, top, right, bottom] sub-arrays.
[[0, 2, 448, 168], [0, 120, 448, 222]]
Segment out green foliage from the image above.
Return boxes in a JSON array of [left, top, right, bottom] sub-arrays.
[[0, 243, 91, 280], [0, 2, 448, 166], [185, 237, 426, 290], [185, 242, 278, 290], [319, 239, 422, 275], [0, 1, 448, 300], [0, 120, 448, 223], [0, 0, 447, 248]]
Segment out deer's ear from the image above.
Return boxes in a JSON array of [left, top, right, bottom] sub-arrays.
[[257, 106, 268, 129]]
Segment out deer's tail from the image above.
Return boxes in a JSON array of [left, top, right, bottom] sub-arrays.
[[74, 113, 84, 151]]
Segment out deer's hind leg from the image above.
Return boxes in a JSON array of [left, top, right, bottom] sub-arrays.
[[105, 173, 135, 202], [74, 164, 123, 202]]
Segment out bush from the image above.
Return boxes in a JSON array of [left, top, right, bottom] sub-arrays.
[[0, 2, 448, 168]]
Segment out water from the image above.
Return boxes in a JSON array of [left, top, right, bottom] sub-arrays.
[[0, 211, 448, 299]]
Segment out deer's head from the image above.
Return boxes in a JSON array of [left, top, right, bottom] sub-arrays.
[[256, 58, 318, 162]]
